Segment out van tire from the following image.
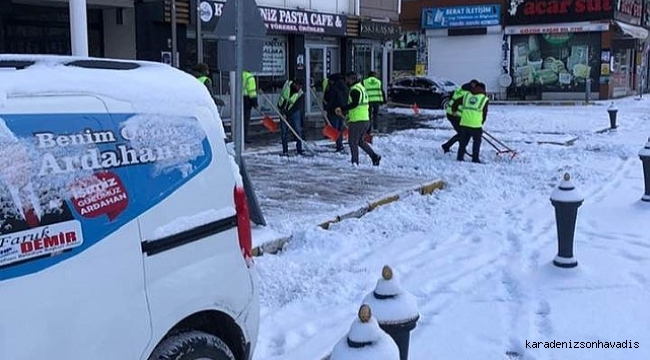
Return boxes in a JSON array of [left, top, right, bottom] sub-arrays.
[[149, 331, 236, 360]]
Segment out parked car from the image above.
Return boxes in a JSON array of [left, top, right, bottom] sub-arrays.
[[0, 55, 259, 360], [387, 76, 459, 110]]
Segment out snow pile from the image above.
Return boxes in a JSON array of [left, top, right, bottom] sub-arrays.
[[330, 305, 400, 360]]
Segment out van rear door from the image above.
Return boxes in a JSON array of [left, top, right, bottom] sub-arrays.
[[0, 95, 151, 360], [134, 106, 254, 341]]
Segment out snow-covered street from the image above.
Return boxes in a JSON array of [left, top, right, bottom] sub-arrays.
[[248, 97, 650, 360]]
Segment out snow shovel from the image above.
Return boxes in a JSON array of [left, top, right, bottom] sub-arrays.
[[483, 130, 517, 160], [255, 108, 277, 133], [309, 86, 343, 142], [259, 91, 317, 157]]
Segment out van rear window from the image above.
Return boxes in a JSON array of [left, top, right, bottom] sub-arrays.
[[65, 60, 140, 70], [0, 61, 35, 70]]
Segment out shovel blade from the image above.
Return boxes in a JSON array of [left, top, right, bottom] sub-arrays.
[[322, 125, 340, 142], [262, 116, 277, 132]]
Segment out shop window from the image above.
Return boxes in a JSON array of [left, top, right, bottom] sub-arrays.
[[508, 32, 601, 100]]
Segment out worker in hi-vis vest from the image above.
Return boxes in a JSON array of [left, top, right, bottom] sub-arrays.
[[442, 79, 478, 154], [451, 82, 489, 163], [277, 78, 305, 156], [242, 70, 258, 143], [194, 63, 214, 96], [335, 72, 381, 166], [362, 71, 386, 134]]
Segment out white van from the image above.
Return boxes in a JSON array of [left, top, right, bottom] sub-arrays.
[[0, 55, 259, 360]]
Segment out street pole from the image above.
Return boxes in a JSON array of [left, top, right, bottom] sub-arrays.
[[69, 0, 89, 57], [197, 4, 203, 64], [233, 0, 244, 165], [171, 0, 178, 67]]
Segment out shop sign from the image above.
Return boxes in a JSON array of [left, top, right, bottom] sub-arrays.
[[422, 5, 501, 29], [506, 0, 614, 25], [614, 0, 643, 25], [199, 0, 347, 36], [505, 21, 610, 34], [359, 19, 401, 39]]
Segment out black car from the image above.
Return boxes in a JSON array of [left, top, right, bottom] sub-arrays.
[[387, 76, 459, 110]]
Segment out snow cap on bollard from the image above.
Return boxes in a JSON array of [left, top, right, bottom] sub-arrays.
[[608, 101, 618, 112], [363, 266, 420, 324], [639, 137, 650, 158], [330, 304, 400, 360], [550, 173, 584, 204]]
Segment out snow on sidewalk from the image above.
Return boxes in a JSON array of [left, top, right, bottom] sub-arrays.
[[252, 97, 650, 360]]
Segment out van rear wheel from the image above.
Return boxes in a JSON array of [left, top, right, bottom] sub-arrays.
[[149, 331, 235, 360]]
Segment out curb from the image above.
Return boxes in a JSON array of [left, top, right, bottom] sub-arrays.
[[251, 179, 445, 257]]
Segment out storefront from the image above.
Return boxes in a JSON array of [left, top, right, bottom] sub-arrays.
[[392, 31, 428, 79], [0, 0, 136, 59], [179, 0, 347, 118], [504, 0, 649, 100], [422, 4, 503, 94], [347, 19, 401, 90]]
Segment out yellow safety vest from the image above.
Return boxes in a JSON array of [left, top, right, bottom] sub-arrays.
[[242, 71, 257, 98], [277, 80, 303, 112], [347, 82, 369, 123], [197, 76, 209, 84], [362, 76, 384, 103], [446, 87, 466, 116], [460, 93, 488, 128]]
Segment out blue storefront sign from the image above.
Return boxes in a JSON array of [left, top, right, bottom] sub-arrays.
[[422, 4, 501, 29]]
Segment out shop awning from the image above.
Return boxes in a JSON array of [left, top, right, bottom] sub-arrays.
[[613, 21, 648, 40]]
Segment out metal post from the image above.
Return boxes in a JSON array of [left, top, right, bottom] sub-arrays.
[[585, 78, 592, 104], [69, 0, 89, 57], [197, 4, 203, 64], [171, 0, 178, 67], [230, 70, 237, 143], [233, 0, 244, 164]]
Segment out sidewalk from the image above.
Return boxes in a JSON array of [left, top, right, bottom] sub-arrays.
[[238, 110, 450, 253]]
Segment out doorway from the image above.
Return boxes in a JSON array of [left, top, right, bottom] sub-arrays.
[[306, 45, 340, 114]]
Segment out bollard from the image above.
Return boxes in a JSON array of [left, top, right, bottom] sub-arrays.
[[362, 266, 420, 360], [607, 102, 618, 129], [639, 137, 650, 202], [330, 304, 400, 360], [550, 173, 584, 268]]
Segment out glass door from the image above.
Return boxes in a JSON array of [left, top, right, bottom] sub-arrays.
[[307, 47, 325, 114], [307, 45, 341, 114]]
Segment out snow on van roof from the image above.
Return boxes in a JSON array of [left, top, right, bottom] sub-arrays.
[[0, 54, 217, 116]]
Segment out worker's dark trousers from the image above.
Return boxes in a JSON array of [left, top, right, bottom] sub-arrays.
[[457, 126, 482, 162]]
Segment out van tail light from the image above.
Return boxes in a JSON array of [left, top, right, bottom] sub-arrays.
[[234, 186, 253, 267]]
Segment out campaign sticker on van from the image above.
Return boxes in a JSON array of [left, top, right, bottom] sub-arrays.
[[70, 172, 129, 221], [0, 220, 83, 268], [0, 113, 212, 280]]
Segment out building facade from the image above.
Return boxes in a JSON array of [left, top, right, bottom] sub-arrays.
[[0, 0, 136, 59], [505, 0, 649, 100], [347, 0, 401, 92]]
